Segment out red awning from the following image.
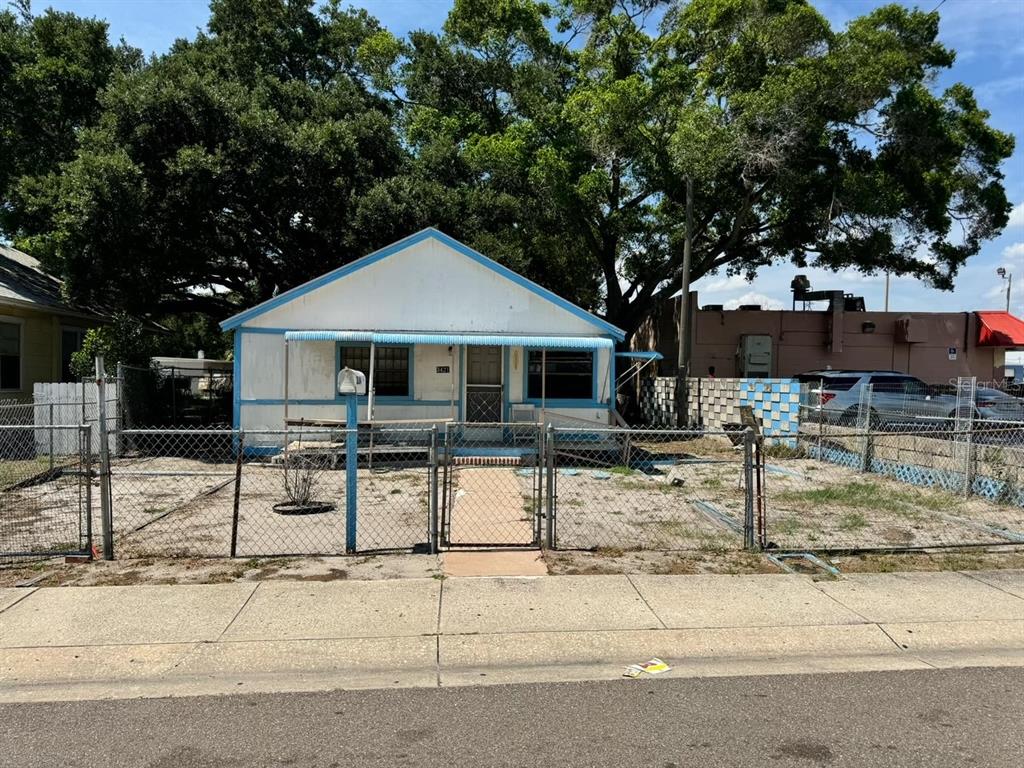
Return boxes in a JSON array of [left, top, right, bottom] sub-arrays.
[[977, 311, 1024, 347]]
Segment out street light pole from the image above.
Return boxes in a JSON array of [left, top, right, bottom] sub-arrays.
[[998, 268, 1012, 313]]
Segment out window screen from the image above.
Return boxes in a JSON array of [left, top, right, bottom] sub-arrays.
[[527, 351, 593, 399], [340, 346, 409, 397]]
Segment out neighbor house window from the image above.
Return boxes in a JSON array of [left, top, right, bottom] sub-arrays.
[[61, 328, 87, 382], [527, 350, 593, 399], [0, 321, 20, 391], [340, 345, 409, 397]]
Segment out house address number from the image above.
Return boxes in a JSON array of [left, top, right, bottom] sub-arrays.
[[436, 366, 451, 374]]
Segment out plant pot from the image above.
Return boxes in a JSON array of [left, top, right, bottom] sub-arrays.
[[272, 501, 335, 516]]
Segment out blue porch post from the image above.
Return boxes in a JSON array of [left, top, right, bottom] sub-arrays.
[[345, 393, 358, 553]]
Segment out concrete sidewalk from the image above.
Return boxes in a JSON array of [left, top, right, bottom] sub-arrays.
[[1, 570, 1022, 703]]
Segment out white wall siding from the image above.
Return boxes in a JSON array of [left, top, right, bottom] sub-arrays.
[[240, 333, 284, 400], [246, 239, 602, 336], [415, 344, 459, 401]]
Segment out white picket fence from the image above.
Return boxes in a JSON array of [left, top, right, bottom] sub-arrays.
[[33, 381, 119, 455]]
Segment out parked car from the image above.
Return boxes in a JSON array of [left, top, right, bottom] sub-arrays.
[[797, 370, 1024, 428], [797, 370, 956, 428]]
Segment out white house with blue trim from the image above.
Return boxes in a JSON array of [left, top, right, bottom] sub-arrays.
[[220, 228, 625, 436]]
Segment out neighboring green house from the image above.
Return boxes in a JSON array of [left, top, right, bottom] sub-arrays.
[[0, 244, 106, 399]]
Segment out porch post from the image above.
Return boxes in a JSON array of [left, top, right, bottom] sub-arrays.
[[283, 338, 289, 424], [367, 341, 376, 423], [541, 348, 547, 425]]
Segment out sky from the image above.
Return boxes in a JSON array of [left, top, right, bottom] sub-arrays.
[[32, 0, 1024, 315]]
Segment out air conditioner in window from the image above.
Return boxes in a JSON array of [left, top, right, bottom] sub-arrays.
[[510, 404, 537, 423]]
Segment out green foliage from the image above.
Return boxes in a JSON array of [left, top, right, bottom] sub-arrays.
[[69, 313, 154, 379], [0, 0, 1015, 341]]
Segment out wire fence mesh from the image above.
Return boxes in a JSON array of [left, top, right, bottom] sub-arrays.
[[0, 423, 92, 561], [108, 425, 437, 558], [549, 427, 749, 552], [441, 423, 542, 547], [6, 371, 1024, 564]]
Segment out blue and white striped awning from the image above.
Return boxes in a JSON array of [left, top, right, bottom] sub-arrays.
[[283, 330, 614, 350]]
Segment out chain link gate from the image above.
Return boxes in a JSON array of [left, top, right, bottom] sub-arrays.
[[0, 423, 93, 561], [440, 422, 544, 547]]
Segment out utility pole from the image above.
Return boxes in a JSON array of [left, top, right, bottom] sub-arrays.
[[675, 176, 694, 428], [884, 272, 890, 312]]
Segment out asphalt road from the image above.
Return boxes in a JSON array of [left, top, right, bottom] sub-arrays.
[[3, 667, 1022, 767]]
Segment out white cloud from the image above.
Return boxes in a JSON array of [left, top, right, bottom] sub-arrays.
[[1002, 242, 1024, 263], [1008, 204, 1024, 229], [698, 274, 749, 293], [723, 292, 785, 311]]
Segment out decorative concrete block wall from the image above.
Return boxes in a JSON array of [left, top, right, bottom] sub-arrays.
[[640, 376, 800, 445]]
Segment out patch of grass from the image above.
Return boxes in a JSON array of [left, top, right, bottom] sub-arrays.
[[773, 515, 804, 536], [762, 444, 805, 460], [837, 512, 869, 532], [608, 465, 634, 476]]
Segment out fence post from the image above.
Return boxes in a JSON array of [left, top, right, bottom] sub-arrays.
[[428, 425, 439, 554], [545, 424, 556, 549], [963, 380, 976, 497], [95, 356, 114, 560], [82, 424, 93, 558], [116, 361, 124, 457], [230, 430, 244, 557], [859, 383, 873, 473], [743, 427, 755, 550], [47, 401, 54, 472]]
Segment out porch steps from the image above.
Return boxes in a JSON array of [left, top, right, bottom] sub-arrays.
[[452, 456, 523, 467]]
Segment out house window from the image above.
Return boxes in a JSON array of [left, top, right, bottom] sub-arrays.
[[340, 345, 410, 397], [527, 350, 593, 399], [0, 321, 20, 391], [61, 328, 87, 382]]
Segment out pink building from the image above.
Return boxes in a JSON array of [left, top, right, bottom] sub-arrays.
[[635, 297, 1024, 386]]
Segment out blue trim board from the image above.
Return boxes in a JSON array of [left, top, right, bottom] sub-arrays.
[[458, 344, 465, 422], [219, 228, 625, 340]]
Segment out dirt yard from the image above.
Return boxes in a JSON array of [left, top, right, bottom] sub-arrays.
[[552, 460, 747, 551], [762, 457, 1024, 550]]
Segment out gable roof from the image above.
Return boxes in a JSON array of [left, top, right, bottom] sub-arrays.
[[0, 244, 106, 320], [219, 228, 625, 340]]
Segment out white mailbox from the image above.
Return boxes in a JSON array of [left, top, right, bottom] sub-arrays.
[[337, 367, 367, 395]]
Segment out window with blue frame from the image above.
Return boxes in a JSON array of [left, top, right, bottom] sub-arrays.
[[340, 346, 409, 397], [527, 350, 593, 399]]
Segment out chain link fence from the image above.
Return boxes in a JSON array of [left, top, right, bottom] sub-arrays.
[[548, 427, 750, 552], [6, 379, 1024, 564]]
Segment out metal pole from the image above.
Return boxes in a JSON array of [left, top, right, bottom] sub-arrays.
[[1007, 273, 1012, 313], [95, 356, 114, 560], [48, 401, 54, 472], [743, 427, 755, 550], [860, 383, 873, 474], [428, 425, 439, 554], [116, 361, 124, 456], [82, 424, 93, 558], [675, 175, 694, 428], [230, 430, 244, 557], [884, 272, 890, 312], [545, 423, 556, 549], [345, 393, 358, 553]]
